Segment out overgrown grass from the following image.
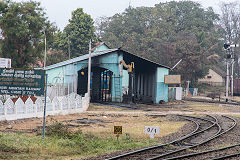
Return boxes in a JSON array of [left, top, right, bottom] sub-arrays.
[[87, 103, 125, 111], [0, 122, 158, 160], [186, 103, 227, 112], [198, 84, 225, 95]]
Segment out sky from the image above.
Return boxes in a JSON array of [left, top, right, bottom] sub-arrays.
[[16, 0, 238, 30]]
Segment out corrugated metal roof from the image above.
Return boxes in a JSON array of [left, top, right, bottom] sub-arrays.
[[46, 49, 118, 70], [46, 48, 170, 70]]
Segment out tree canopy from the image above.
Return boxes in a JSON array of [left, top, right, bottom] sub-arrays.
[[51, 8, 96, 58], [97, 1, 224, 84], [0, 0, 55, 68], [0, 0, 236, 85]]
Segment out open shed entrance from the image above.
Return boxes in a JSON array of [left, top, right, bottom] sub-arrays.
[[77, 67, 113, 102], [123, 53, 157, 104]]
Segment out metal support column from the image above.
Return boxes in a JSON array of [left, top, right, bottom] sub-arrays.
[[226, 62, 229, 102]]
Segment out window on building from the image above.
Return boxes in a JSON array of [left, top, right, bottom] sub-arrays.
[[207, 76, 212, 79]]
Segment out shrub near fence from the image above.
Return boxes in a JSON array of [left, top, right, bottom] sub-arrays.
[[0, 93, 89, 121]]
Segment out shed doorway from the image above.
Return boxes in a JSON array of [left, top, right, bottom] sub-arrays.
[[77, 67, 113, 102]]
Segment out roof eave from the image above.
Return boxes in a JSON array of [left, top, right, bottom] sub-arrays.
[[119, 49, 170, 69]]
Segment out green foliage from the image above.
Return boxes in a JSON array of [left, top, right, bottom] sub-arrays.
[[44, 122, 72, 138], [52, 8, 97, 58], [0, 125, 157, 159], [220, 2, 240, 77], [97, 1, 224, 83], [46, 49, 68, 66], [0, 0, 56, 68], [198, 83, 225, 94]]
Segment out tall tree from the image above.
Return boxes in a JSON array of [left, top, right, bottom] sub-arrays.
[[0, 0, 54, 68], [97, 1, 222, 84], [52, 8, 96, 58], [220, 2, 240, 77], [220, 1, 240, 44]]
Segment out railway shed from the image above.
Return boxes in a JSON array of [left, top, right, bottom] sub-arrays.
[[46, 43, 170, 104]]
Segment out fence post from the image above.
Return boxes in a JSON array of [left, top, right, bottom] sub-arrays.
[[42, 74, 48, 140], [4, 102, 7, 116], [24, 98, 27, 114]]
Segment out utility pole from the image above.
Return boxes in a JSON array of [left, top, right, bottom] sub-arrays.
[[231, 60, 234, 97], [87, 40, 92, 101], [226, 61, 229, 102], [68, 35, 71, 59], [44, 30, 47, 69], [224, 43, 239, 101], [186, 81, 190, 96], [42, 29, 47, 139]]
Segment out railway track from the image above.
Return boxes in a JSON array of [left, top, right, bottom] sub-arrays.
[[106, 115, 215, 160], [158, 115, 237, 160], [211, 150, 240, 160], [106, 115, 237, 160]]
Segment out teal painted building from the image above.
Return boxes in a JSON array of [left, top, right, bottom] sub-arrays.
[[46, 43, 169, 103]]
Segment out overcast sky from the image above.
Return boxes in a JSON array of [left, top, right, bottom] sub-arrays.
[[16, 0, 238, 30]]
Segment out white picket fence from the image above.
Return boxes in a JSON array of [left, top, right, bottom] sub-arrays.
[[0, 93, 89, 121]]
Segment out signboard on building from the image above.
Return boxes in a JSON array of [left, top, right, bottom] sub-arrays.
[[0, 68, 45, 96], [0, 58, 11, 68], [164, 75, 181, 84]]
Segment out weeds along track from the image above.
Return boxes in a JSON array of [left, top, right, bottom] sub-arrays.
[[106, 114, 234, 160]]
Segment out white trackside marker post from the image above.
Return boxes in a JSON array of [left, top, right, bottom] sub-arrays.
[[145, 126, 160, 139]]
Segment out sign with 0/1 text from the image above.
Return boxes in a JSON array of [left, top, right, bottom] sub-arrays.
[[145, 126, 160, 139], [114, 126, 122, 134], [0, 68, 45, 96]]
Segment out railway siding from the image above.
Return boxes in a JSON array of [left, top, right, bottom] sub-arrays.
[[106, 115, 238, 160]]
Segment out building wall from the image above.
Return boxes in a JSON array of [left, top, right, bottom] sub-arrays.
[[46, 51, 123, 102], [47, 65, 65, 86], [111, 52, 123, 102], [198, 69, 224, 83], [94, 44, 110, 52], [46, 50, 169, 104], [47, 64, 77, 95], [122, 70, 129, 95], [155, 67, 169, 103]]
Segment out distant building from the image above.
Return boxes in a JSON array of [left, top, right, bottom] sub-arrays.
[[46, 42, 170, 103], [198, 68, 225, 86]]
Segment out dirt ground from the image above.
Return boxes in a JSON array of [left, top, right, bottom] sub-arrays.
[[1, 100, 240, 160], [0, 104, 186, 140], [1, 100, 240, 137]]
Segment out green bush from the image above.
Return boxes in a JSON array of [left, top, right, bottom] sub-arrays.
[[0, 124, 159, 159], [45, 122, 71, 138]]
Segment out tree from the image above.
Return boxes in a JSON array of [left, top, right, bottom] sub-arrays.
[[220, 2, 240, 77], [97, 1, 222, 84], [220, 1, 240, 44], [0, 0, 55, 68], [46, 49, 68, 66], [52, 8, 96, 58]]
